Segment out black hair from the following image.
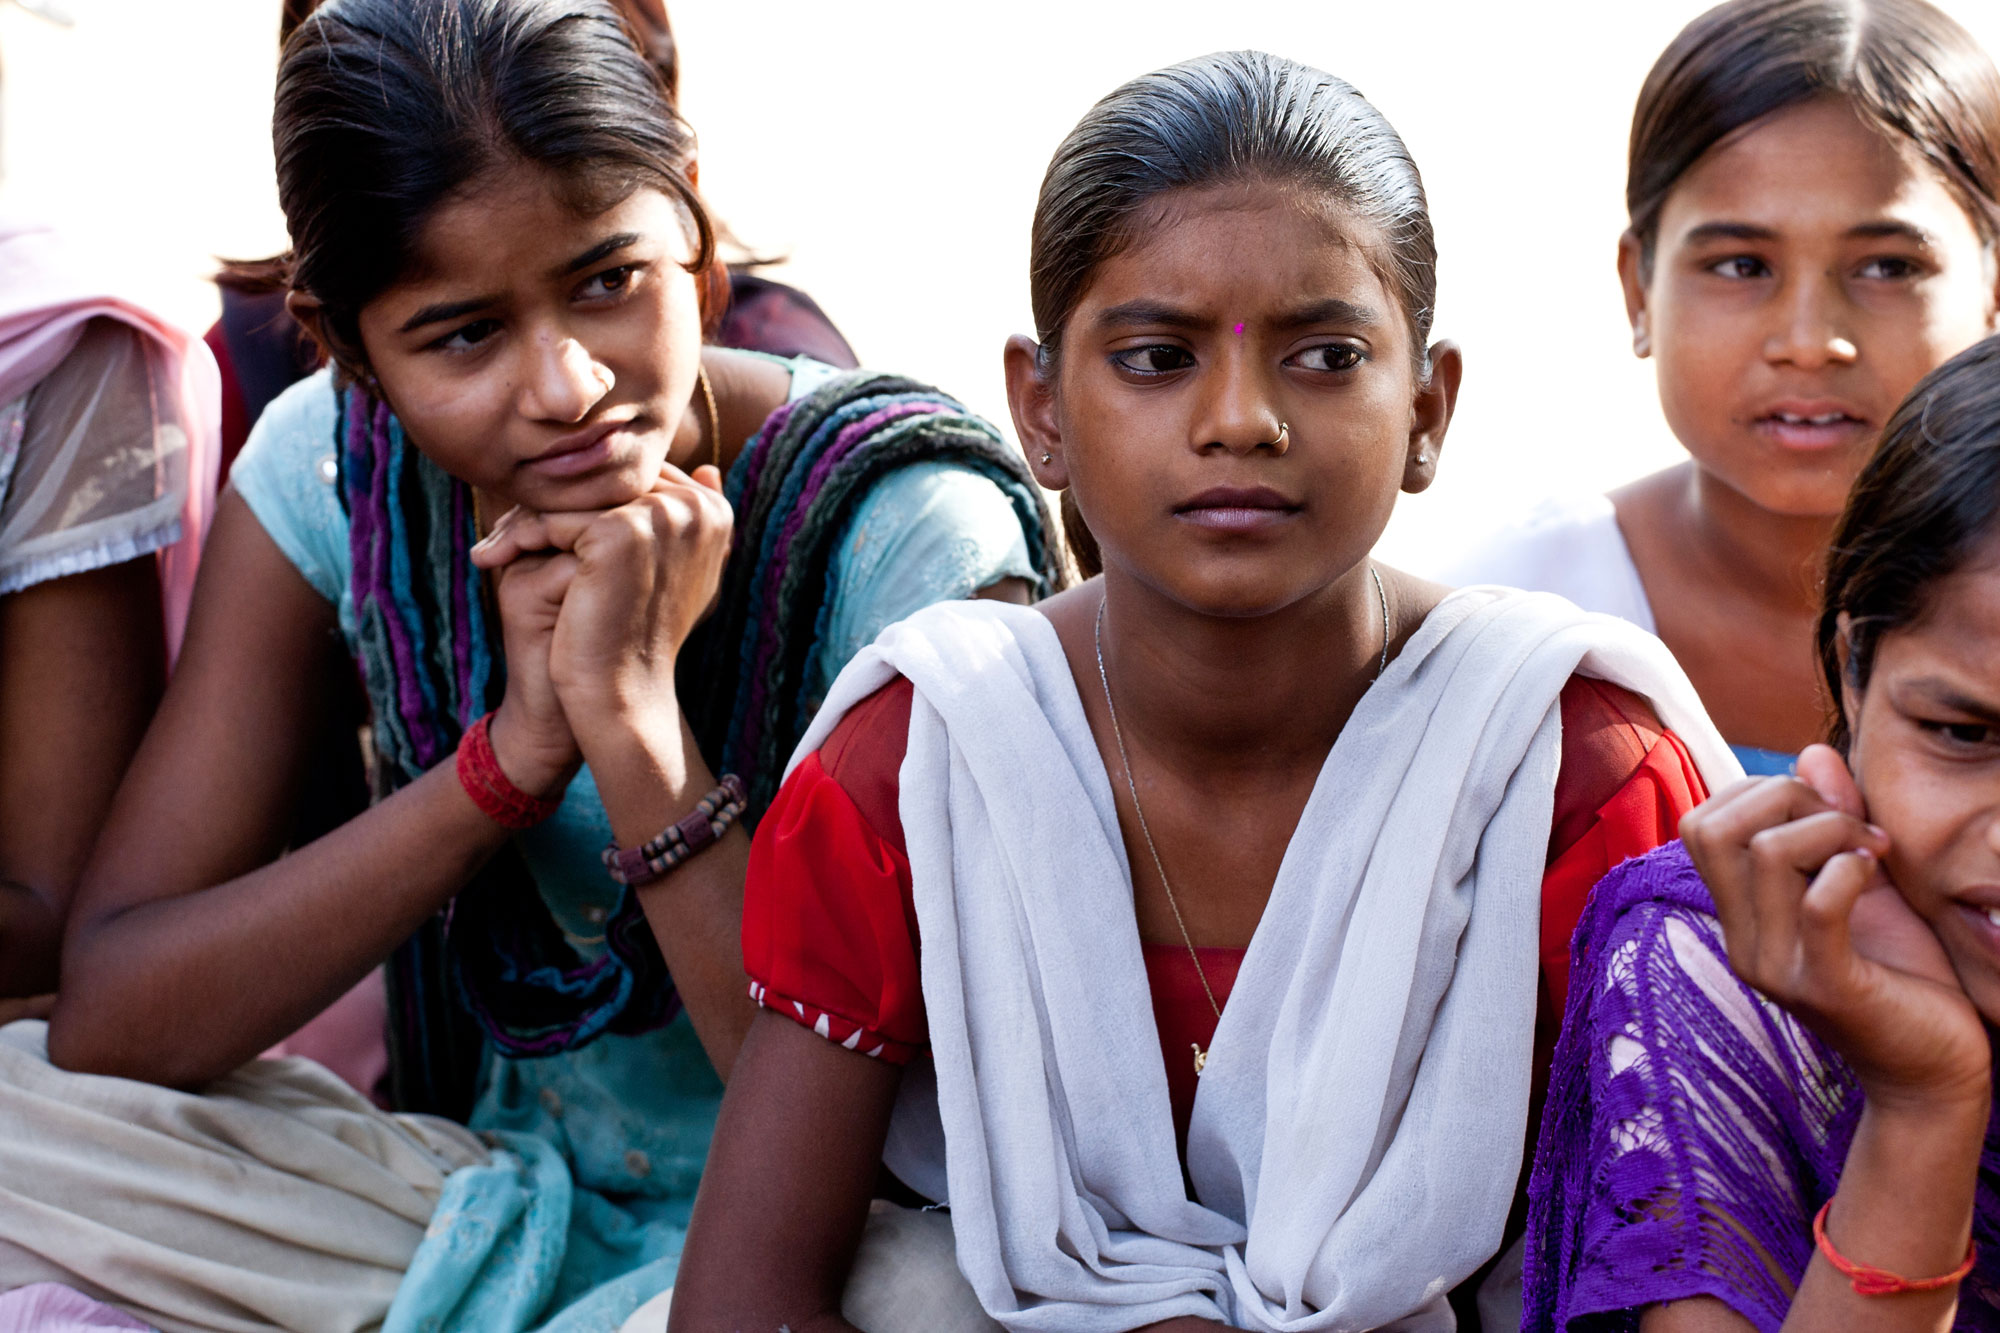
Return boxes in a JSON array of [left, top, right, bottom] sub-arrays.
[[1629, 0, 2000, 276], [273, 0, 713, 377], [1819, 334, 2000, 749]]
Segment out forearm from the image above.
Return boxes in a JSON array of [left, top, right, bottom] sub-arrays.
[[670, 1014, 899, 1333], [0, 880, 62, 996], [1777, 1093, 1987, 1332], [576, 700, 753, 1080], [51, 762, 514, 1084]]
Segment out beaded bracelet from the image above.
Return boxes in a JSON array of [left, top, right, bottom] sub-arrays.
[[456, 712, 565, 830], [602, 774, 748, 887], [1813, 1201, 1976, 1297]]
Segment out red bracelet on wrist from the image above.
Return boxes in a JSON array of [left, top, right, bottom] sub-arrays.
[[1813, 1200, 1976, 1296], [456, 712, 564, 829]]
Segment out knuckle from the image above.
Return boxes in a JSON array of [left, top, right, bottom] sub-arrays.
[[1746, 827, 1788, 865]]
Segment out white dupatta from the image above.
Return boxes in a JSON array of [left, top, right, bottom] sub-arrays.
[[788, 590, 1737, 1331]]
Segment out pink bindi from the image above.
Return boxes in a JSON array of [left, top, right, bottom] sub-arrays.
[[1233, 322, 1245, 336]]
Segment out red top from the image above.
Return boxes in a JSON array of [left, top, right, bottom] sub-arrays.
[[744, 673, 1707, 1151]]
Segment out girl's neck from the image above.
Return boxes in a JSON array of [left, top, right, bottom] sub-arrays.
[[1090, 562, 1396, 780], [1684, 464, 1838, 610]]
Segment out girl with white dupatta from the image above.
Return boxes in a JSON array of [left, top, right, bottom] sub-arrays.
[[667, 52, 1742, 1333]]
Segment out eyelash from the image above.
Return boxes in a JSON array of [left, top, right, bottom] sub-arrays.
[[1704, 255, 1928, 282], [432, 318, 501, 354], [427, 264, 644, 354], [578, 264, 640, 300], [1918, 719, 1996, 749], [1107, 342, 1366, 377]]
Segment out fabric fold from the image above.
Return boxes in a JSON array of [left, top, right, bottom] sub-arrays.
[[787, 590, 1739, 1331]]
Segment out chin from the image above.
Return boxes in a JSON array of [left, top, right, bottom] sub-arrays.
[[1154, 569, 1323, 620], [522, 469, 654, 514]]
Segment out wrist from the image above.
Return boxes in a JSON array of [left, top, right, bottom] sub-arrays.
[[576, 709, 717, 849], [569, 692, 690, 778], [1860, 1067, 1993, 1124], [485, 703, 579, 800]]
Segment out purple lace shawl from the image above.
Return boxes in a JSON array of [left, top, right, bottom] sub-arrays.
[[1524, 839, 2000, 1330]]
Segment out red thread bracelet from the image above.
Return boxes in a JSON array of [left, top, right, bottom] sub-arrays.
[[456, 712, 564, 829], [1813, 1201, 1976, 1296]]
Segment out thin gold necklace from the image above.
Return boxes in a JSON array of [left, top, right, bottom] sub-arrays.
[[1093, 567, 1390, 1076]]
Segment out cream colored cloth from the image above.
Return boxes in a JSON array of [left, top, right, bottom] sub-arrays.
[[617, 1202, 1001, 1333], [0, 1021, 486, 1333]]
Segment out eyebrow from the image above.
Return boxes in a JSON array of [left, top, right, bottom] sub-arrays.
[[1848, 219, 1939, 248], [398, 295, 504, 335], [1680, 220, 1939, 248], [1901, 675, 2000, 722], [1093, 297, 1380, 331], [1680, 222, 1779, 247], [396, 232, 645, 335], [555, 232, 641, 278]]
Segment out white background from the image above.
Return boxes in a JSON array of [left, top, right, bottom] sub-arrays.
[[6, 0, 1997, 567]]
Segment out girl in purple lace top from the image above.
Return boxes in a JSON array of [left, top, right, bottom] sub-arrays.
[[1526, 333, 2000, 1330]]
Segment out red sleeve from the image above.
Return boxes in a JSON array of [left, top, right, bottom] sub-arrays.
[[1528, 677, 1709, 1121], [741, 679, 924, 1062], [1541, 678, 1710, 1015]]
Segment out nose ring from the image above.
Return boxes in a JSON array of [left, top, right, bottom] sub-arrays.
[[1265, 422, 1290, 448]]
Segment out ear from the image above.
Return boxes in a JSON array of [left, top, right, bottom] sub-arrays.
[[1401, 340, 1461, 495], [1834, 611, 1864, 742], [1617, 230, 1652, 358], [687, 158, 700, 192], [283, 289, 362, 380], [284, 289, 328, 352], [1004, 333, 1069, 490]]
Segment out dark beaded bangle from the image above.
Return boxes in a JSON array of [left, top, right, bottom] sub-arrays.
[[602, 774, 748, 887]]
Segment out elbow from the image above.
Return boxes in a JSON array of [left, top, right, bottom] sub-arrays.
[[43, 953, 216, 1088], [43, 990, 137, 1079], [45, 997, 212, 1088], [43, 993, 118, 1076]]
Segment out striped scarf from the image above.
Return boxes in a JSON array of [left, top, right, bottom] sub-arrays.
[[683, 369, 1059, 815], [338, 369, 1055, 1117]]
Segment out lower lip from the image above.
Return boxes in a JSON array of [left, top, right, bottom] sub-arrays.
[[1953, 902, 2000, 958], [1753, 417, 1871, 452], [525, 432, 618, 478], [1175, 506, 1299, 534]]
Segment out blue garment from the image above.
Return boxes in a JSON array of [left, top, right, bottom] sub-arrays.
[[230, 359, 1037, 1331], [1728, 744, 1796, 777]]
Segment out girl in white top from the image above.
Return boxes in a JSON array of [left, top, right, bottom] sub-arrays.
[[1444, 0, 2000, 777]]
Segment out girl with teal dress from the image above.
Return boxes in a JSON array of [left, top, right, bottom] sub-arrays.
[[0, 1, 1054, 1329]]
